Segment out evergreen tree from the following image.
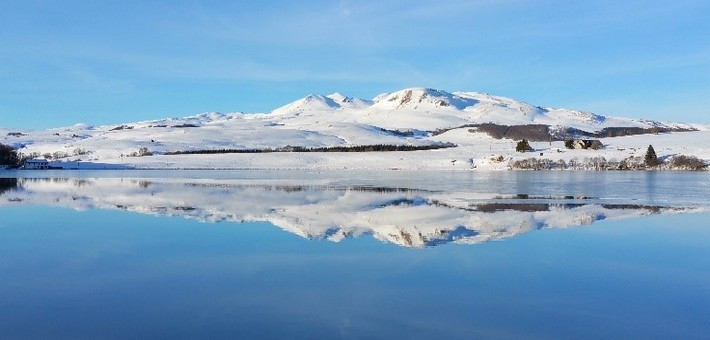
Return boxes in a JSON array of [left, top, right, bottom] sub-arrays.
[[516, 139, 533, 152], [644, 144, 659, 167]]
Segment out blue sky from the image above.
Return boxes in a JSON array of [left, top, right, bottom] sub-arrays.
[[1, 0, 708, 129]]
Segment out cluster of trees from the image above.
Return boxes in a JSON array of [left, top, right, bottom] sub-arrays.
[[20, 148, 88, 161], [510, 150, 707, 171], [1, 144, 102, 166], [511, 143, 705, 170], [0, 144, 19, 167], [511, 156, 642, 171]]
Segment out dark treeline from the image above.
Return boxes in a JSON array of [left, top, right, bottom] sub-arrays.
[[0, 143, 20, 167], [377, 128, 417, 137], [164, 143, 456, 155], [434, 123, 697, 141], [572, 126, 696, 139]]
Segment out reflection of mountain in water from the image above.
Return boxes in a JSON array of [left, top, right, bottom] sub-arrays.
[[0, 178, 701, 248]]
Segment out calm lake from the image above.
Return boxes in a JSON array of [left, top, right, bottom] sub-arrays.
[[1, 170, 709, 339]]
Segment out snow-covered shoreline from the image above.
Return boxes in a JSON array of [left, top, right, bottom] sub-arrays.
[[25, 130, 704, 171]]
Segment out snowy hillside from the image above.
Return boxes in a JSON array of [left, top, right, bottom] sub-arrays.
[[2, 87, 708, 170]]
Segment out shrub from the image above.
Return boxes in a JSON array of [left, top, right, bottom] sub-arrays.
[[515, 139, 533, 152], [619, 156, 644, 170], [564, 139, 574, 149], [138, 147, 152, 157], [52, 151, 68, 159], [72, 148, 88, 156], [510, 158, 566, 170], [490, 155, 505, 163], [670, 155, 707, 170], [644, 145, 660, 167], [588, 140, 604, 150], [589, 156, 608, 170]]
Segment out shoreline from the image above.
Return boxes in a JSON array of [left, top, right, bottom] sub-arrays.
[[5, 164, 708, 172]]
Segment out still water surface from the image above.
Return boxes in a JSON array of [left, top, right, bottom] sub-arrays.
[[1, 170, 709, 339]]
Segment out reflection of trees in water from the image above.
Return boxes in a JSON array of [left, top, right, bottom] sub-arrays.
[[72, 179, 92, 187], [0, 178, 18, 196], [17, 178, 93, 188], [20, 178, 70, 184], [182, 182, 428, 194]]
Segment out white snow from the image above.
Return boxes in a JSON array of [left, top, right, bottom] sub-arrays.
[[2, 87, 707, 170]]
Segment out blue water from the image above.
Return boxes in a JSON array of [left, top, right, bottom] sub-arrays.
[[1, 171, 709, 339], [5, 169, 710, 206]]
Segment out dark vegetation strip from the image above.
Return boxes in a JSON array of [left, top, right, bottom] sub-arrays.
[[574, 126, 696, 138], [163, 143, 457, 155], [433, 123, 696, 141], [377, 127, 417, 137]]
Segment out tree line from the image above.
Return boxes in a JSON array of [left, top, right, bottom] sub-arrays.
[[164, 143, 456, 155]]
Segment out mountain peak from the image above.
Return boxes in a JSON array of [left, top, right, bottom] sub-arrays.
[[271, 94, 341, 115], [326, 92, 349, 102], [372, 87, 478, 110], [272, 92, 374, 114]]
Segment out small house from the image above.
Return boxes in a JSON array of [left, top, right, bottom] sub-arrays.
[[574, 139, 604, 150], [23, 159, 49, 169]]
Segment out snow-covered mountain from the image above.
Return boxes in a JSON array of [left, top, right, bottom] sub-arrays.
[[2, 177, 702, 248], [2, 87, 708, 170], [272, 93, 372, 114]]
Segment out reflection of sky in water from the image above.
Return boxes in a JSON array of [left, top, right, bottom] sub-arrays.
[[1, 205, 709, 339]]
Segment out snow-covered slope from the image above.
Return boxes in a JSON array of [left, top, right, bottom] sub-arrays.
[[2, 87, 707, 170]]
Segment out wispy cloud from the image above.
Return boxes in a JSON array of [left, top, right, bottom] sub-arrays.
[[1, 0, 709, 127]]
